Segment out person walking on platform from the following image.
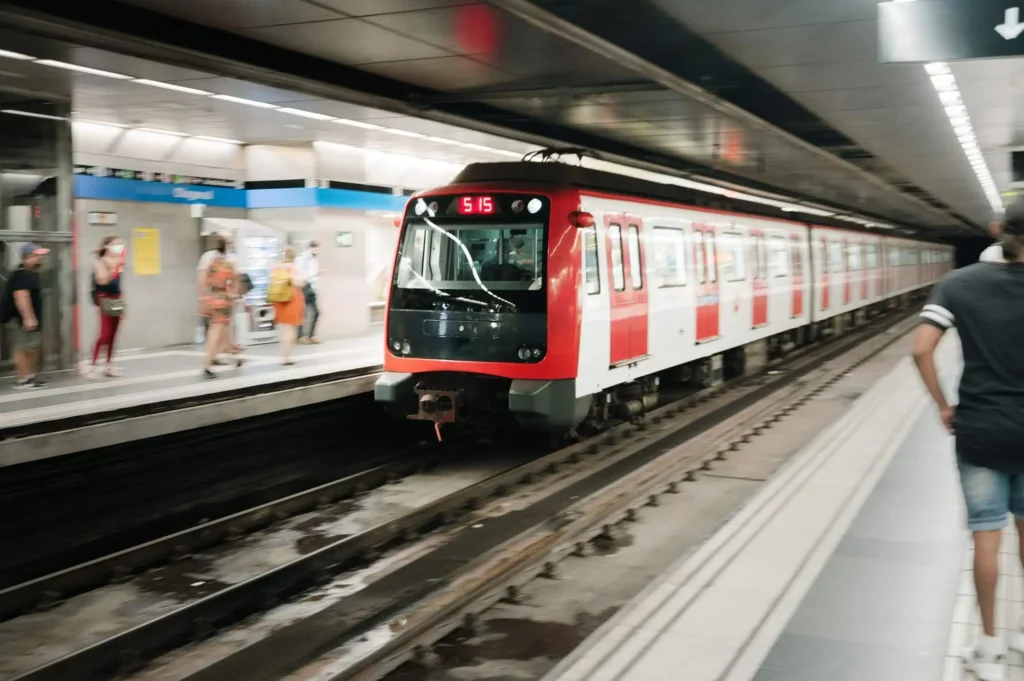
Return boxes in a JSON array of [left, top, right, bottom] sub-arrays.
[[296, 240, 321, 344], [198, 232, 242, 363], [88, 236, 126, 378], [1, 243, 48, 389], [200, 236, 244, 379], [267, 245, 305, 366], [913, 194, 1024, 681]]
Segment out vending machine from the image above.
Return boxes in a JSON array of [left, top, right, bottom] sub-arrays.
[[202, 218, 285, 346]]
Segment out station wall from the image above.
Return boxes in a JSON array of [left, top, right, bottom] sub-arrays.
[[69, 134, 465, 357], [75, 199, 245, 354]]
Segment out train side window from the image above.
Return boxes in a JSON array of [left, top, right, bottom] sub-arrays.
[[627, 225, 643, 290], [865, 245, 878, 270], [694, 229, 707, 284], [829, 242, 844, 272], [609, 224, 625, 291], [790, 238, 804, 277], [718, 232, 745, 282], [769, 235, 788, 278], [849, 244, 862, 272], [652, 227, 686, 287], [706, 232, 718, 283], [751, 234, 767, 280], [582, 227, 600, 295]]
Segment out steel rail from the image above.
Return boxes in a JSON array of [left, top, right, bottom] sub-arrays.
[[0, 454, 428, 621]]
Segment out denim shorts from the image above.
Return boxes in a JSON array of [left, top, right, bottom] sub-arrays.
[[957, 458, 1024, 531]]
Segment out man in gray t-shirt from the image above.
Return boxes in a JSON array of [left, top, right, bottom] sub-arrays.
[[914, 196, 1024, 680]]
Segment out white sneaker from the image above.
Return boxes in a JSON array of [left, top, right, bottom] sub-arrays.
[[964, 638, 1007, 681]]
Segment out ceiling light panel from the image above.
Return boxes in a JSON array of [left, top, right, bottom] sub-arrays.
[[925, 62, 1002, 213], [133, 79, 213, 96], [332, 118, 383, 130], [35, 59, 132, 80], [195, 135, 243, 144], [276, 107, 334, 121], [382, 128, 426, 138], [2, 109, 65, 120], [0, 49, 33, 60], [138, 127, 187, 136], [210, 94, 278, 108]]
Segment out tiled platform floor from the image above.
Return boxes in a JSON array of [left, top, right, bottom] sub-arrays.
[[0, 333, 382, 429]]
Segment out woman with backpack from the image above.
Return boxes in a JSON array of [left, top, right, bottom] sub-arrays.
[[201, 236, 244, 379], [89, 236, 126, 379], [267, 245, 305, 366]]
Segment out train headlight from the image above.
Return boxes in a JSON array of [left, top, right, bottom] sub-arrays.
[[517, 345, 545, 361], [391, 340, 401, 352], [401, 340, 412, 356], [527, 198, 542, 214]]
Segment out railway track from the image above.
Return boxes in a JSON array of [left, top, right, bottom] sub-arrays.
[[0, 305, 924, 681], [0, 392, 432, 591]]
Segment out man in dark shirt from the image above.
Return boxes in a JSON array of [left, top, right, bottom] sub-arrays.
[[913, 196, 1024, 681], [1, 243, 48, 389]]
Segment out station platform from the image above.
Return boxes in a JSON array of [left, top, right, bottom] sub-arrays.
[[0, 335, 383, 469], [542, 333, 975, 681]]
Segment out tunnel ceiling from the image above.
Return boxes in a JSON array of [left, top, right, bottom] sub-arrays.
[[0, 0, 988, 237]]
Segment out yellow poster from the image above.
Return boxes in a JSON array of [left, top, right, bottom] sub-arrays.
[[132, 228, 161, 276]]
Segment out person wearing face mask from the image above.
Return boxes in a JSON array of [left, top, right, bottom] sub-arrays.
[[296, 240, 321, 344], [89, 236, 126, 378], [0, 243, 49, 389]]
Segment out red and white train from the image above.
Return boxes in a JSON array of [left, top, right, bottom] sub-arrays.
[[375, 161, 953, 435]]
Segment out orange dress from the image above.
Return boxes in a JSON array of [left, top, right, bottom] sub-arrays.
[[271, 264, 305, 326]]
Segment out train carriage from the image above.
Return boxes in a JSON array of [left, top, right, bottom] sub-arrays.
[[375, 161, 953, 437]]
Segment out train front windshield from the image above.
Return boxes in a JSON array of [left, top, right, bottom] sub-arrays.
[[391, 222, 547, 313]]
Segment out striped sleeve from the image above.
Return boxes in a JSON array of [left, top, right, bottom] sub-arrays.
[[919, 279, 955, 331]]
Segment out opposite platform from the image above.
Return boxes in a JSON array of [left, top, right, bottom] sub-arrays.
[[542, 333, 966, 681], [0, 334, 383, 468]]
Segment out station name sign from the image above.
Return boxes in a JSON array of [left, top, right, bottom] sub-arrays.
[[879, 0, 1024, 63]]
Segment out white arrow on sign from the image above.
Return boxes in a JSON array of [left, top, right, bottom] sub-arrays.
[[996, 7, 1024, 40]]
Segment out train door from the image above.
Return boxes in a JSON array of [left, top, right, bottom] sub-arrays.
[[604, 213, 648, 365], [693, 224, 720, 342], [858, 243, 869, 300], [624, 218, 649, 359], [820, 236, 830, 312], [751, 230, 768, 328], [842, 239, 851, 306], [790, 234, 804, 318]]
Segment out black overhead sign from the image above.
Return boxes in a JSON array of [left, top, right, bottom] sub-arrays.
[[879, 0, 1024, 63]]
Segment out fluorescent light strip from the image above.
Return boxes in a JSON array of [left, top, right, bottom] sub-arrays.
[[0, 49, 33, 60], [276, 107, 334, 121], [2, 109, 65, 121], [195, 135, 243, 144], [924, 61, 1003, 213], [35, 59, 132, 80], [333, 118, 383, 130], [382, 128, 426, 138], [138, 127, 187, 136], [133, 79, 213, 96], [73, 119, 127, 128], [210, 94, 278, 109]]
